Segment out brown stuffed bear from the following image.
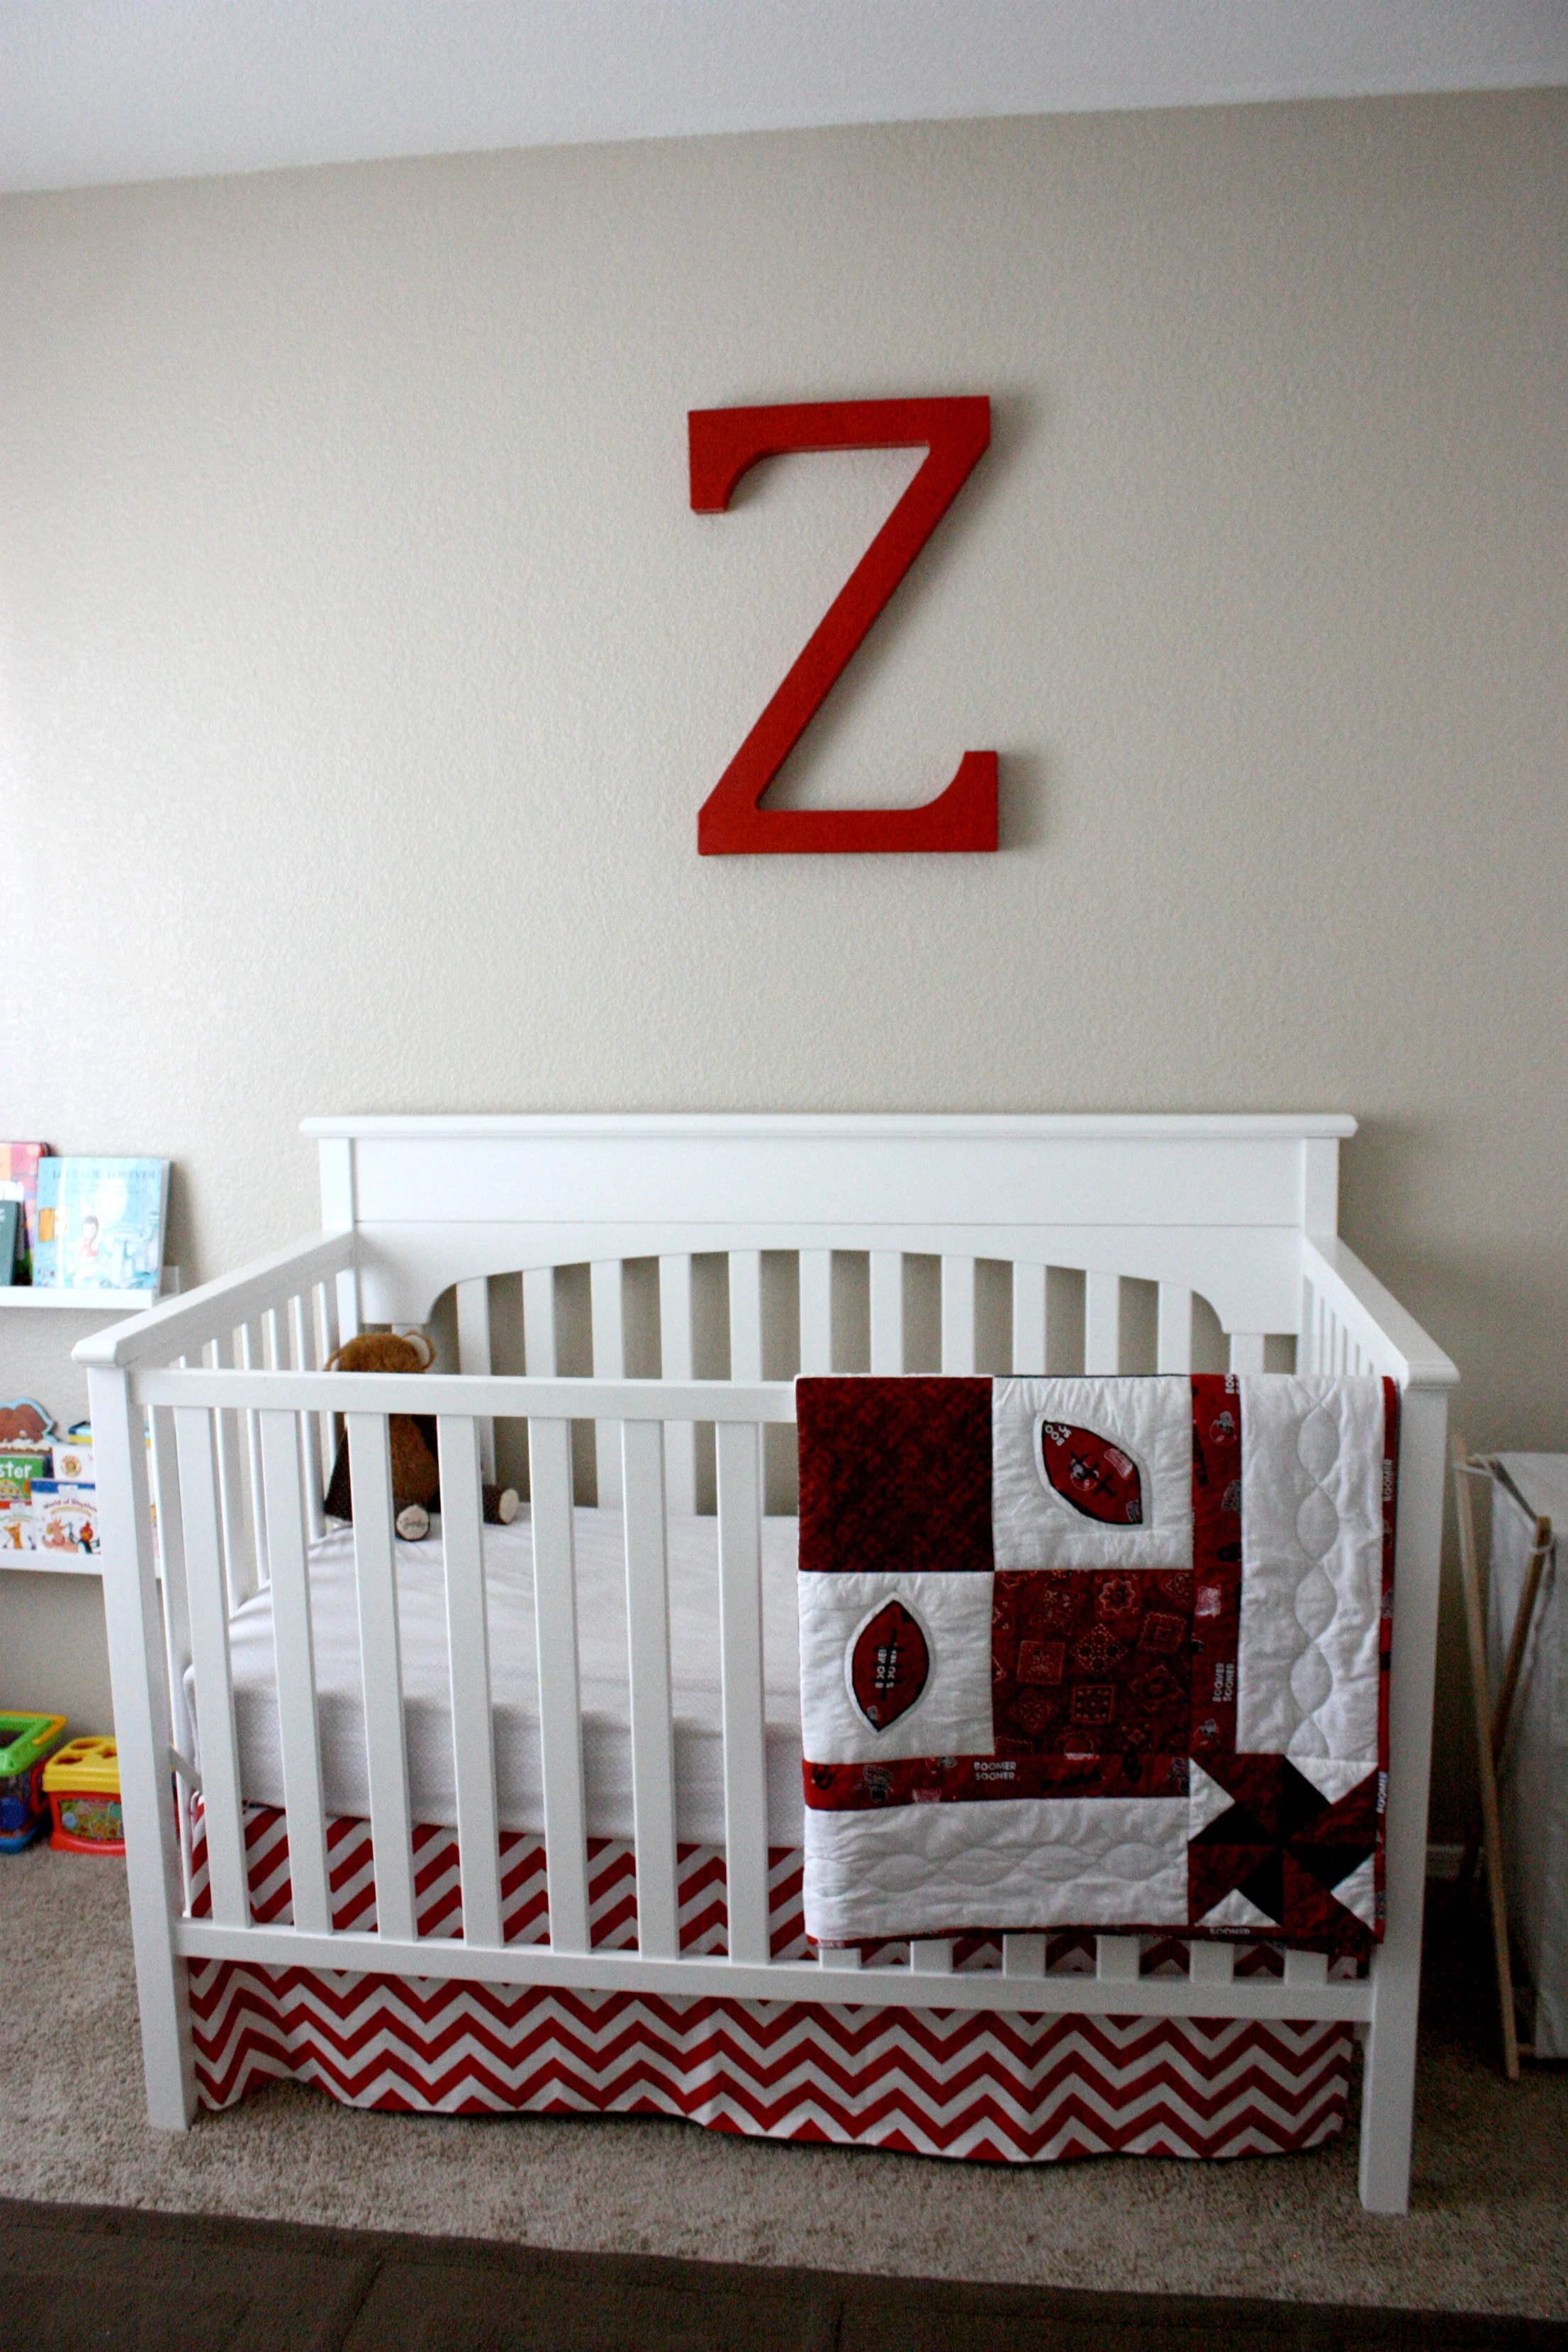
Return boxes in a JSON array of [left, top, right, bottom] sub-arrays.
[[322, 1330, 518, 1540]]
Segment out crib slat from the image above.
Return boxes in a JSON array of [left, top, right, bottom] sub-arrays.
[[622, 1419, 678, 1961], [940, 1255, 977, 1374], [437, 1416, 503, 1951], [821, 1943, 861, 1971], [528, 1416, 590, 1955], [522, 1266, 558, 1375], [1229, 1331, 1267, 1374], [1096, 1934, 1139, 1982], [1157, 1284, 1192, 1375], [149, 1404, 193, 1759], [716, 1419, 769, 1964], [912, 1938, 954, 1974], [239, 1319, 270, 1583], [657, 1253, 697, 1516], [1011, 1263, 1046, 1374], [798, 1249, 832, 1374], [455, 1277, 496, 1484], [1085, 1272, 1120, 1374], [590, 1259, 625, 1508], [290, 1293, 327, 1542], [1003, 1932, 1046, 1978], [1284, 1948, 1328, 1988], [259, 1409, 330, 1937], [318, 1278, 341, 1511], [346, 1412, 417, 1944], [869, 1250, 904, 1374], [729, 1249, 764, 1382], [213, 1333, 254, 1608], [174, 1406, 248, 1929], [1189, 1941, 1235, 1986]]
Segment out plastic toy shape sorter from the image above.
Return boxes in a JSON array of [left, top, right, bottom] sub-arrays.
[[0, 1713, 68, 1850], [41, 1735, 123, 1854]]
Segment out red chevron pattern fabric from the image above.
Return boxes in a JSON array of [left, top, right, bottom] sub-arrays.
[[186, 1805, 1350, 2161]]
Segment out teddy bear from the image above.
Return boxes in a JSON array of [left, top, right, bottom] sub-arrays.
[[321, 1330, 519, 1541]]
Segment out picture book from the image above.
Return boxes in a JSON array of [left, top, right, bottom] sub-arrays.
[[54, 1159, 169, 1294], [33, 1158, 62, 1287], [30, 1481, 98, 1555], [50, 1431, 94, 1485], [0, 1143, 49, 1282], [0, 1200, 18, 1286], [0, 1449, 50, 1502], [0, 1499, 30, 1550]]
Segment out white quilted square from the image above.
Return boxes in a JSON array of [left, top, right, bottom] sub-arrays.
[[805, 1795, 1192, 1941], [1236, 1376, 1385, 1765], [992, 1377, 1193, 1570], [798, 1571, 997, 1763]]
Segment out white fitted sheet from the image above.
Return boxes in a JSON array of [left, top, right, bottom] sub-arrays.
[[186, 1506, 805, 1846]]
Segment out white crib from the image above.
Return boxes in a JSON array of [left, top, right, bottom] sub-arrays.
[[77, 1113, 1455, 2211]]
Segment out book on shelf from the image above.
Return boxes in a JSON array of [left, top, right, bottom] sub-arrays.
[[0, 1447, 51, 1502], [32, 1158, 62, 1287], [43, 1159, 169, 1294], [0, 1201, 18, 1286], [29, 1480, 98, 1555], [50, 1428, 94, 1484], [0, 1143, 49, 1283]]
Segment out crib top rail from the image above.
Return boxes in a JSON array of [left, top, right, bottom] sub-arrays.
[[306, 1111, 1357, 1236], [73, 1231, 354, 1372]]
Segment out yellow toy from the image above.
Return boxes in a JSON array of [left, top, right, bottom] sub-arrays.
[[41, 1734, 123, 1854]]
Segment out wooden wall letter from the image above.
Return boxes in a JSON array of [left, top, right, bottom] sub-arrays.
[[690, 396, 997, 854]]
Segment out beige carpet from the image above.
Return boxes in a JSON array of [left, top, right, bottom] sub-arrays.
[[3, 1843, 1564, 2317]]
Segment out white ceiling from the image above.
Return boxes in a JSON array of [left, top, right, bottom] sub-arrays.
[[4, 0, 1566, 195]]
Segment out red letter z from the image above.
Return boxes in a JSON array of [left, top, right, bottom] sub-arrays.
[[690, 396, 997, 854]]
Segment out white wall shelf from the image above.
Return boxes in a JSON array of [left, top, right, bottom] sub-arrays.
[[0, 1269, 181, 1311], [0, 1546, 106, 1577]]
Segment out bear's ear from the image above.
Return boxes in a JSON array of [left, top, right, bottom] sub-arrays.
[[400, 1329, 435, 1370]]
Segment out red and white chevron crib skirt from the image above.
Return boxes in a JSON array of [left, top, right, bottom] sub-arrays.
[[187, 1806, 1352, 2162]]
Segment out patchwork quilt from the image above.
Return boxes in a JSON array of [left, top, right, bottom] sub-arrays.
[[797, 1374, 1398, 1956]]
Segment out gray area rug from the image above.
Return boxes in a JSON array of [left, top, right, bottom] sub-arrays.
[[1, 1842, 1564, 2318]]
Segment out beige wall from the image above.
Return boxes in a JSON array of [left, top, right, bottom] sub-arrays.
[[2, 91, 1564, 1832]]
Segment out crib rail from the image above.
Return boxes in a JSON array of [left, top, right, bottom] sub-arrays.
[[105, 1360, 1377, 2030]]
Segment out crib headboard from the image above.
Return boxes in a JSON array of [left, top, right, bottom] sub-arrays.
[[303, 1110, 1356, 1369]]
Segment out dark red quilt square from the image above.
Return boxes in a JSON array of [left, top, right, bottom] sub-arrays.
[[797, 1377, 994, 1575], [991, 1569, 1194, 1758]]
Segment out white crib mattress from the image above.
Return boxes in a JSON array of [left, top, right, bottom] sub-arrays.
[[186, 1506, 805, 1847]]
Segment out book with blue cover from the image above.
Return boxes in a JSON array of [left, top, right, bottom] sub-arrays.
[[53, 1159, 169, 1293]]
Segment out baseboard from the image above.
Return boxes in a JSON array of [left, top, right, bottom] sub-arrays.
[[1426, 1842, 1465, 1881]]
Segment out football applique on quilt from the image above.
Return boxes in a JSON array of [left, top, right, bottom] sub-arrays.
[[849, 1600, 931, 1731], [1038, 1422, 1144, 1525], [796, 1371, 1399, 1955]]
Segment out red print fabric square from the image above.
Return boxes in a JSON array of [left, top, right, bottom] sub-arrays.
[[990, 1569, 1194, 1759], [797, 1377, 994, 1575]]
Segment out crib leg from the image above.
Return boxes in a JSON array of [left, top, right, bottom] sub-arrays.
[[1359, 1939, 1421, 2212], [1357, 1382, 1448, 2213], [91, 1366, 198, 2130]]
